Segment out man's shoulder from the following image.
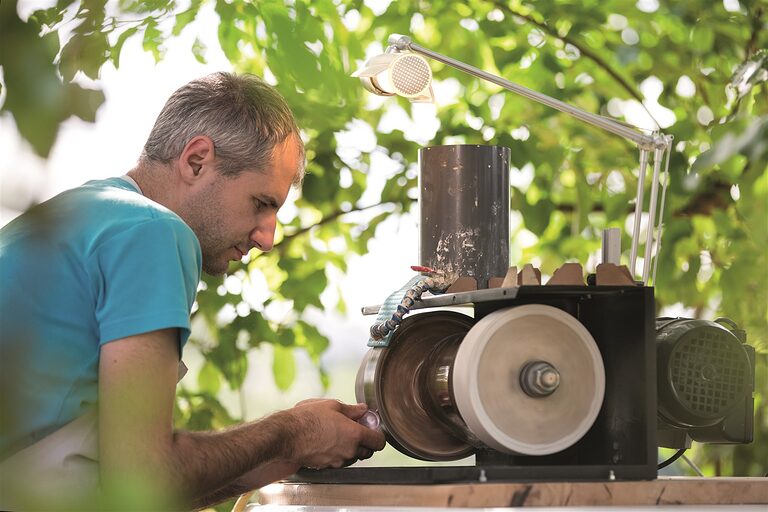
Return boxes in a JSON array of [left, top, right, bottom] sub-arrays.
[[59, 178, 193, 240], [77, 178, 181, 223], [1, 177, 199, 260]]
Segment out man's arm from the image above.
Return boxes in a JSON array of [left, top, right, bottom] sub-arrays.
[[98, 329, 385, 508]]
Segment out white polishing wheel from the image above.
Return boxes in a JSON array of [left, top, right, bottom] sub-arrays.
[[453, 305, 605, 455]]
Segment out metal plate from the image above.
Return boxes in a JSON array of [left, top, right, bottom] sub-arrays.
[[362, 285, 643, 316], [361, 287, 520, 315], [355, 311, 475, 461]]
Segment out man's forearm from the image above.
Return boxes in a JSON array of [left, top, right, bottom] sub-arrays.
[[190, 459, 299, 510], [190, 480, 252, 510], [168, 410, 299, 506]]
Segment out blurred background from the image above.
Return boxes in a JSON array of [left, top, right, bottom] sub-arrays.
[[1, 0, 766, 499]]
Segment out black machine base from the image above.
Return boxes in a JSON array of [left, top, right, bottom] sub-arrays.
[[294, 463, 656, 484]]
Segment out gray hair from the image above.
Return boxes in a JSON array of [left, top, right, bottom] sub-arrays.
[[141, 72, 304, 185]]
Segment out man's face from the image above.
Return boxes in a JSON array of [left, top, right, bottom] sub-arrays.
[[182, 137, 302, 275]]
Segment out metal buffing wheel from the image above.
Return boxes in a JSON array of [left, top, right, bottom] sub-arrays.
[[453, 305, 605, 455], [355, 311, 476, 461]]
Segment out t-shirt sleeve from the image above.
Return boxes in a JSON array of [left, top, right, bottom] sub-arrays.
[[89, 217, 202, 351]]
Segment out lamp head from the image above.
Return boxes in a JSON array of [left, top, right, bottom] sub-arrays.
[[352, 52, 434, 103]]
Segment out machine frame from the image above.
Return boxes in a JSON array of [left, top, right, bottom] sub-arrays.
[[296, 284, 658, 484]]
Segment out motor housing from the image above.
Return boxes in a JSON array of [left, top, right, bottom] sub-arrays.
[[656, 317, 755, 449]]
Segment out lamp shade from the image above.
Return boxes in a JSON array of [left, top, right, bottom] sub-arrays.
[[353, 53, 434, 102]]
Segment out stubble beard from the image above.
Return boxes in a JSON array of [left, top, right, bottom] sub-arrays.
[[181, 183, 234, 277], [201, 248, 229, 276], [197, 219, 235, 276]]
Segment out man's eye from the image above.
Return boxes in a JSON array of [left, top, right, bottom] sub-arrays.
[[254, 199, 268, 210]]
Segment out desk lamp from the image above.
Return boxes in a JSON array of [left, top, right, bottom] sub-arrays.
[[354, 34, 674, 284]]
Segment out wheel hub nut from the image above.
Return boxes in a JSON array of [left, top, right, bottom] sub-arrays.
[[520, 360, 561, 397]]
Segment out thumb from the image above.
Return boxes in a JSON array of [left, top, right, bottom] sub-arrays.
[[338, 402, 368, 420]]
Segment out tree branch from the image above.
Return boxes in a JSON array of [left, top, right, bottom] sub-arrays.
[[490, 1, 660, 127], [526, 182, 731, 218], [275, 200, 401, 248], [274, 181, 730, 250], [745, 5, 764, 58]]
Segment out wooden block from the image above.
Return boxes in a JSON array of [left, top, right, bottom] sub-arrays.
[[518, 263, 541, 285], [500, 266, 518, 288], [488, 277, 505, 288], [446, 276, 477, 293], [596, 263, 636, 286], [546, 262, 586, 286]]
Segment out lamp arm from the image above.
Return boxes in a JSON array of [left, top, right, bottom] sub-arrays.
[[390, 35, 664, 150], [388, 34, 674, 285]]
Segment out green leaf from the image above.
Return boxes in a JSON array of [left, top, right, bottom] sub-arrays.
[[65, 82, 106, 122], [272, 345, 296, 391], [191, 37, 207, 64], [58, 28, 109, 82], [198, 361, 221, 395], [111, 26, 138, 68], [296, 320, 330, 360], [142, 18, 164, 62], [690, 25, 715, 54], [59, 33, 84, 82], [0, 8, 66, 156], [28, 7, 66, 27], [280, 268, 327, 311], [214, 0, 243, 63], [172, 0, 201, 36], [692, 116, 768, 173], [206, 330, 248, 390]]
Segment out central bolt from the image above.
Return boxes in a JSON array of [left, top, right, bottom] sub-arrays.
[[520, 360, 561, 397], [536, 367, 560, 391]]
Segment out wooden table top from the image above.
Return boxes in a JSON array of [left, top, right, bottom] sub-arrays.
[[257, 477, 768, 507]]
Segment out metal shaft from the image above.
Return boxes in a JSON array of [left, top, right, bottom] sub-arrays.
[[642, 146, 665, 284], [651, 138, 674, 285], [629, 149, 649, 277]]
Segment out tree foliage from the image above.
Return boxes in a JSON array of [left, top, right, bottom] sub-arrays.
[[2, 0, 766, 480]]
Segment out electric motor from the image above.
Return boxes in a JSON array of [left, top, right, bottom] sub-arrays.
[[656, 317, 754, 448]]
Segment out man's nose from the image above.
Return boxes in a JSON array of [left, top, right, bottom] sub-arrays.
[[250, 215, 277, 252]]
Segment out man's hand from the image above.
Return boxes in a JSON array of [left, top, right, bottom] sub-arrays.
[[285, 399, 386, 469]]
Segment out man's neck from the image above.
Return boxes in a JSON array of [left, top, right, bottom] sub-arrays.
[[127, 162, 180, 214]]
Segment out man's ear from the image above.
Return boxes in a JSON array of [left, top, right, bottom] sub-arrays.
[[177, 136, 216, 184]]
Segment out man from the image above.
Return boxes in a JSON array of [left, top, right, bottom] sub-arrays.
[[0, 72, 386, 509]]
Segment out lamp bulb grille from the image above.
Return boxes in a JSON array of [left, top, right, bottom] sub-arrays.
[[391, 54, 432, 96]]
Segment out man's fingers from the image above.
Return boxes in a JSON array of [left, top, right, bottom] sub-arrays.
[[338, 401, 368, 420], [294, 397, 325, 407], [358, 424, 386, 451], [289, 398, 386, 469], [356, 447, 374, 460], [297, 399, 368, 420]]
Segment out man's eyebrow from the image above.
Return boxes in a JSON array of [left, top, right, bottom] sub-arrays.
[[256, 195, 279, 209]]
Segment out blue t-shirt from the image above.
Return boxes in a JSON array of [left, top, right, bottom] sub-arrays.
[[0, 177, 202, 459]]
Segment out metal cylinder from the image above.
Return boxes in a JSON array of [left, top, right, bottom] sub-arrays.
[[419, 144, 510, 289]]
